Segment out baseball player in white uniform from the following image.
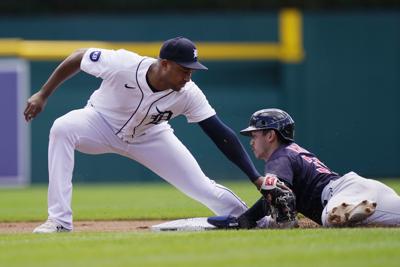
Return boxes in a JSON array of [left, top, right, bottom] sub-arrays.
[[25, 37, 264, 233]]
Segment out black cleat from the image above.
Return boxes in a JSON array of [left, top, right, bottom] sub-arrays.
[[207, 215, 239, 229]]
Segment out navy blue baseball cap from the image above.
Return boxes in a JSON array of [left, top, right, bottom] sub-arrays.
[[159, 37, 208, 70]]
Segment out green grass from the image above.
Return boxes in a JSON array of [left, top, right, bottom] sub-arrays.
[[0, 181, 261, 221], [1, 180, 400, 267], [1, 229, 400, 267]]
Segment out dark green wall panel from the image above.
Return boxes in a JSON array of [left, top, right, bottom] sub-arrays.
[[0, 14, 278, 41], [301, 12, 400, 177]]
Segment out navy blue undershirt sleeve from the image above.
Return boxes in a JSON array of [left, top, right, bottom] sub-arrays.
[[198, 115, 261, 182]]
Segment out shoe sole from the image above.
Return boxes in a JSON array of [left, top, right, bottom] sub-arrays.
[[33, 229, 71, 233], [327, 200, 377, 227], [33, 226, 71, 234]]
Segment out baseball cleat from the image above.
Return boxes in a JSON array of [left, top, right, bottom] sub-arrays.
[[207, 215, 239, 229], [327, 200, 377, 227], [33, 219, 71, 233]]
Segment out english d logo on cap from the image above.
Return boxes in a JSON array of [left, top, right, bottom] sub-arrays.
[[159, 37, 208, 70]]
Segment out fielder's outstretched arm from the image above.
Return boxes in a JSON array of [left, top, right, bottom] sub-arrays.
[[24, 48, 87, 122], [198, 115, 263, 187]]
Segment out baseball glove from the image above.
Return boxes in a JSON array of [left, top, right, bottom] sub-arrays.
[[260, 174, 298, 228]]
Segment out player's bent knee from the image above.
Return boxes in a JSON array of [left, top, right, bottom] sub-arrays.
[[49, 116, 79, 140], [50, 119, 67, 138]]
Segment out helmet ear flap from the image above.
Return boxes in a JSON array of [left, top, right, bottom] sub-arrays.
[[279, 123, 295, 142]]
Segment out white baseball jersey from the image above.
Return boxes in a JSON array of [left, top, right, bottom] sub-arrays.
[[80, 48, 216, 143]]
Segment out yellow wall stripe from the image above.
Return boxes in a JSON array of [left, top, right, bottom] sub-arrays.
[[0, 40, 284, 61], [0, 9, 304, 62], [279, 9, 304, 62], [279, 8, 304, 62]]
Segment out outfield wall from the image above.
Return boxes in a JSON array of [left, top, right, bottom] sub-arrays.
[[1, 11, 399, 183]]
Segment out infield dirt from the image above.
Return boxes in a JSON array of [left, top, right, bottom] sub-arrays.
[[0, 218, 320, 233]]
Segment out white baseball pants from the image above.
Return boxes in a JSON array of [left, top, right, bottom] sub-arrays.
[[321, 172, 400, 226], [47, 106, 247, 230]]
